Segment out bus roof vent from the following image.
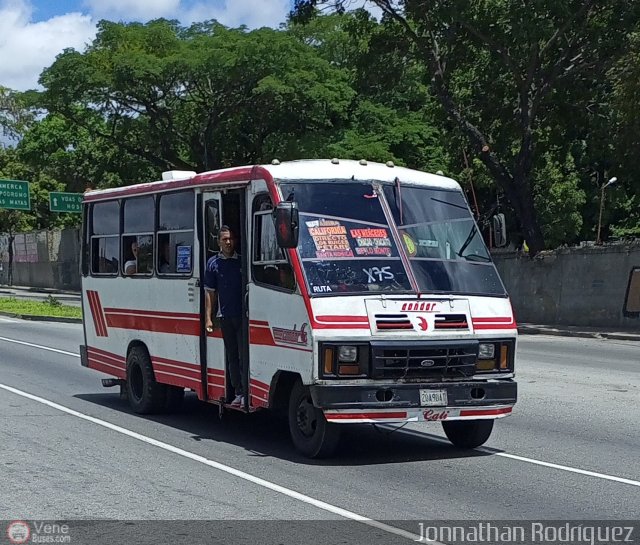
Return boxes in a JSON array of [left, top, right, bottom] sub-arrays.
[[359, 159, 368, 165], [271, 159, 280, 165], [331, 158, 340, 164], [162, 170, 196, 181]]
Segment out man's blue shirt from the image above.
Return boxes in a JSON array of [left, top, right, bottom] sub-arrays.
[[204, 253, 242, 318]]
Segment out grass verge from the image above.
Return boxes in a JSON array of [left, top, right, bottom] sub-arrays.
[[0, 296, 82, 319]]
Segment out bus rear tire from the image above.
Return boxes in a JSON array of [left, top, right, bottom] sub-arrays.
[[126, 346, 165, 414], [442, 419, 494, 449], [288, 380, 340, 458]]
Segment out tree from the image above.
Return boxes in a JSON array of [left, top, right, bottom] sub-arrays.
[[38, 19, 356, 175], [292, 0, 640, 254]]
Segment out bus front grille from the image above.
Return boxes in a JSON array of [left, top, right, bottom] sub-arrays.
[[370, 340, 478, 379]]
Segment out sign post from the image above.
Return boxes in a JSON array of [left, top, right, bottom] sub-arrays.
[[0, 180, 30, 210], [49, 192, 83, 214]]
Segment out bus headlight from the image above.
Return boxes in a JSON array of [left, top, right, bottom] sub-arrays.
[[321, 343, 369, 378], [338, 345, 358, 363], [478, 343, 495, 359], [475, 341, 514, 373]]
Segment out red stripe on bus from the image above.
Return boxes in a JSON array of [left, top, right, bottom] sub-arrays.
[[207, 383, 225, 399], [87, 350, 125, 367], [250, 378, 270, 391], [152, 362, 201, 381], [473, 323, 517, 330], [86, 290, 107, 337], [90, 290, 108, 337], [459, 407, 512, 417], [250, 395, 269, 409], [324, 411, 408, 420], [92, 291, 109, 337], [315, 315, 369, 323], [87, 346, 125, 362], [207, 374, 225, 386], [84, 166, 258, 202], [103, 308, 200, 319], [105, 313, 200, 335], [87, 357, 126, 379], [472, 317, 514, 323], [152, 356, 201, 371]]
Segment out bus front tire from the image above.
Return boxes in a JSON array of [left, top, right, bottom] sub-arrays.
[[442, 419, 494, 449], [126, 346, 165, 414], [288, 380, 340, 458]]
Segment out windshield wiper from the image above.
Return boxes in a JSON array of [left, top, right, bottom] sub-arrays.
[[456, 224, 491, 262]]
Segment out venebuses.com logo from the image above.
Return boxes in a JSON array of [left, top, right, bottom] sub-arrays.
[[5, 520, 71, 543], [6, 521, 30, 544]]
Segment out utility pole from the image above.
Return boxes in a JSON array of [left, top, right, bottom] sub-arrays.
[[596, 176, 617, 245]]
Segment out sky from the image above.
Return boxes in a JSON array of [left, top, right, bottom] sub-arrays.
[[0, 0, 301, 91]]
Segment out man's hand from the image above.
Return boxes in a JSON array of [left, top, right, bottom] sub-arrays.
[[205, 318, 214, 333]]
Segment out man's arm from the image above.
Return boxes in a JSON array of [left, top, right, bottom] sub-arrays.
[[205, 289, 217, 332]]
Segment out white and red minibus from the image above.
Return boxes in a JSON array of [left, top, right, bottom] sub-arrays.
[[80, 159, 517, 457]]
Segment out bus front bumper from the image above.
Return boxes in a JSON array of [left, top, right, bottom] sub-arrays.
[[310, 379, 517, 424]]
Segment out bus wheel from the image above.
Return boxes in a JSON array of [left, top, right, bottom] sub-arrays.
[[442, 419, 494, 449], [126, 346, 165, 414], [288, 380, 340, 458]]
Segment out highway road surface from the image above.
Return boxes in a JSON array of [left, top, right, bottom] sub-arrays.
[[0, 317, 638, 544]]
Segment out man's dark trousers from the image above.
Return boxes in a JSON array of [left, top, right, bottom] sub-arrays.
[[220, 316, 246, 397]]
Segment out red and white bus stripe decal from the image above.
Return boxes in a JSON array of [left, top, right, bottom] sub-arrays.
[[207, 367, 225, 399], [104, 308, 201, 336], [86, 290, 108, 337], [249, 321, 313, 352], [459, 407, 512, 417], [324, 411, 408, 420], [86, 346, 125, 378], [313, 315, 370, 330], [472, 316, 517, 330], [249, 378, 270, 408]]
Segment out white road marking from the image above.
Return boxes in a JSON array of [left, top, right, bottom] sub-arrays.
[[389, 427, 640, 488], [0, 317, 19, 323], [0, 383, 426, 543], [0, 336, 80, 358]]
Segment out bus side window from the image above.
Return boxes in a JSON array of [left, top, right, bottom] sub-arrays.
[[90, 201, 120, 276], [251, 195, 295, 291], [158, 191, 195, 276], [122, 196, 154, 276]]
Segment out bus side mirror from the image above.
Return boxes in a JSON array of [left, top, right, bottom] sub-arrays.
[[492, 213, 507, 247], [273, 201, 299, 248]]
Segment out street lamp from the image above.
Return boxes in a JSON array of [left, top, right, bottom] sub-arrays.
[[596, 176, 617, 244]]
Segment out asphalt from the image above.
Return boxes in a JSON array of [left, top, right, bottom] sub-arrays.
[[1, 284, 639, 340], [0, 320, 638, 524]]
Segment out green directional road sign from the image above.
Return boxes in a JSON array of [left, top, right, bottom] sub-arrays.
[[49, 192, 83, 213], [0, 179, 30, 210]]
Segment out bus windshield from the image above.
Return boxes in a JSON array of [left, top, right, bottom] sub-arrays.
[[280, 180, 506, 297], [382, 184, 506, 296], [279, 181, 412, 295]]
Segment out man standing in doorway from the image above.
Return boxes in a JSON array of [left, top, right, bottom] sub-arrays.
[[204, 226, 245, 407]]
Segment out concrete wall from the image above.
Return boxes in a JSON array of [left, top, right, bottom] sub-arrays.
[[493, 243, 640, 329], [0, 229, 81, 291]]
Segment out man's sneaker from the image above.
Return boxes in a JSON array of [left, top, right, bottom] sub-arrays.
[[230, 395, 244, 407]]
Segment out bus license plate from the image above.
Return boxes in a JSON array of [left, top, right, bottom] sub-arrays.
[[420, 389, 447, 407]]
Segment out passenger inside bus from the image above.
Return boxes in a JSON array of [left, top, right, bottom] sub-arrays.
[[123, 236, 152, 275], [124, 240, 138, 275]]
